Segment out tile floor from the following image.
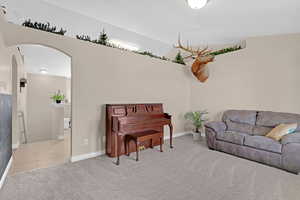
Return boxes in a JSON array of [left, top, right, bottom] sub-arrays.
[[9, 133, 71, 175]]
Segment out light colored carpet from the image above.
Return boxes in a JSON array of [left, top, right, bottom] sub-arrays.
[[1, 135, 300, 200]]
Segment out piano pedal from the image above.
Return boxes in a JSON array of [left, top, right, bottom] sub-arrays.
[[139, 145, 146, 151]]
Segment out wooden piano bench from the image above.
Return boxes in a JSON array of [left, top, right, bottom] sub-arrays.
[[125, 130, 163, 162]]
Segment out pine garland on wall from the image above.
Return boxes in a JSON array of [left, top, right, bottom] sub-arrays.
[[173, 52, 186, 65], [22, 19, 67, 35], [99, 29, 108, 45], [20, 19, 243, 66], [76, 29, 171, 61], [76, 29, 111, 46], [209, 45, 242, 56]]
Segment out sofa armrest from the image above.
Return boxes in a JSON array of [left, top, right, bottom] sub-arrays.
[[282, 143, 300, 174], [205, 121, 227, 150], [281, 132, 300, 145], [205, 121, 227, 133]]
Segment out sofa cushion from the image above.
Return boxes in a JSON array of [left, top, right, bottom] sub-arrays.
[[244, 136, 282, 154], [252, 126, 273, 136], [281, 132, 300, 145], [222, 110, 257, 125], [256, 111, 300, 131], [216, 141, 282, 168], [216, 131, 249, 145], [225, 120, 253, 135]]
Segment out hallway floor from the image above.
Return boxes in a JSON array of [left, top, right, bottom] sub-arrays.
[[9, 133, 70, 175]]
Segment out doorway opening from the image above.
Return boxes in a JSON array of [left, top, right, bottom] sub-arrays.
[[9, 44, 72, 175]]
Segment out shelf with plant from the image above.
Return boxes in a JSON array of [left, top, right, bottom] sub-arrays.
[[51, 90, 65, 104]]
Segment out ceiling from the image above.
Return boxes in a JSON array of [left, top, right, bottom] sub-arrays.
[[19, 45, 71, 78], [41, 0, 300, 45]]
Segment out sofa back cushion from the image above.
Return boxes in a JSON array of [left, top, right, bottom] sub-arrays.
[[225, 120, 254, 134], [252, 126, 273, 136], [222, 110, 257, 134], [256, 111, 300, 131], [223, 110, 257, 125]]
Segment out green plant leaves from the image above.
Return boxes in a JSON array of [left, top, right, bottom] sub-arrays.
[[51, 91, 65, 101], [184, 110, 209, 129]]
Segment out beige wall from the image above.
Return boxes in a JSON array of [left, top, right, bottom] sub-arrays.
[[0, 11, 191, 157], [26, 73, 70, 142], [1, 9, 300, 159], [190, 33, 300, 120]]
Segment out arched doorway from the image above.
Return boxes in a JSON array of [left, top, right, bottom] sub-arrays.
[[9, 44, 73, 175]]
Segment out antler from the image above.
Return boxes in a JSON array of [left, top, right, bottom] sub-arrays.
[[174, 35, 213, 57], [174, 35, 199, 55]]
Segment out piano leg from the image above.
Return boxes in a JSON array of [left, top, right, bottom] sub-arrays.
[[160, 136, 163, 152], [116, 157, 120, 166], [136, 141, 139, 162], [169, 124, 174, 148], [116, 135, 122, 166], [126, 138, 130, 156]]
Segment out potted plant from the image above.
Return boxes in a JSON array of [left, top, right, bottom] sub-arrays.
[[51, 90, 65, 104], [184, 110, 208, 140]]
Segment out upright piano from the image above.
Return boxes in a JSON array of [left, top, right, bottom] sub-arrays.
[[106, 104, 173, 163]]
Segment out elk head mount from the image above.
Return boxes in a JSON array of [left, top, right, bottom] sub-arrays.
[[174, 36, 243, 83]]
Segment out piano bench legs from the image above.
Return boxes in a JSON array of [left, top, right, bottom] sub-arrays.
[[123, 131, 163, 163]]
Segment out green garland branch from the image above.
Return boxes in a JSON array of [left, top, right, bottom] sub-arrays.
[[134, 51, 169, 61], [22, 19, 67, 35], [173, 52, 186, 65], [77, 30, 170, 61], [20, 19, 243, 65], [76, 29, 113, 47], [209, 45, 242, 56]]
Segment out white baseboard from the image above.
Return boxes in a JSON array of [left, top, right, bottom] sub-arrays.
[[71, 132, 191, 163], [12, 142, 19, 150], [71, 151, 105, 162], [164, 132, 191, 140], [0, 156, 13, 190]]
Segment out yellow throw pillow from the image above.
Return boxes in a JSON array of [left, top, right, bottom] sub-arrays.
[[265, 123, 297, 141]]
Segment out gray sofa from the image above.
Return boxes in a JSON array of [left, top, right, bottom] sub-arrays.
[[205, 110, 300, 174]]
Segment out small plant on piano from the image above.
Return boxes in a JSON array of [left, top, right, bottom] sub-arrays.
[[184, 110, 208, 140]]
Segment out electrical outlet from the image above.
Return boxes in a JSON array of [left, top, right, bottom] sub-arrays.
[[83, 139, 89, 145]]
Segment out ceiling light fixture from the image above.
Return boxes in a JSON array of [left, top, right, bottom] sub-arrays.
[[187, 0, 208, 9], [39, 67, 48, 74], [110, 39, 139, 51]]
